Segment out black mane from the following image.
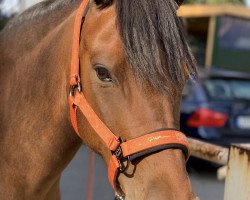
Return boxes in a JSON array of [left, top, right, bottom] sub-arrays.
[[94, 0, 197, 91]]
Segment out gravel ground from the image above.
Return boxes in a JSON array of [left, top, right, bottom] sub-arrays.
[[60, 146, 224, 200]]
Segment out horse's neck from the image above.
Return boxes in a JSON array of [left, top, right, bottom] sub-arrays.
[[0, 2, 82, 199]]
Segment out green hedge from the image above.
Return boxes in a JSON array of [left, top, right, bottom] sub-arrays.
[[0, 18, 8, 30]]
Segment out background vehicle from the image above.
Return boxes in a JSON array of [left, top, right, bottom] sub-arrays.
[[181, 69, 250, 147]]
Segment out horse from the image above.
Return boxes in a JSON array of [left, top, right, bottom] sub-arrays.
[[0, 0, 198, 199]]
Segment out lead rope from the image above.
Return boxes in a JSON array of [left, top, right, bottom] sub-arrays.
[[86, 150, 95, 200], [86, 151, 125, 200]]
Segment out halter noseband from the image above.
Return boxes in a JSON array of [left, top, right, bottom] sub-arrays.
[[68, 0, 190, 192]]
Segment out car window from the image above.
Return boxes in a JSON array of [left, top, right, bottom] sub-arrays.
[[232, 81, 250, 100], [204, 79, 250, 101]]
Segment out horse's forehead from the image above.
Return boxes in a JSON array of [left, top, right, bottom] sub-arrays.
[[82, 6, 124, 61]]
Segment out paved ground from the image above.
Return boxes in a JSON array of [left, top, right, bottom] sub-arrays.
[[190, 169, 224, 200], [60, 146, 224, 200]]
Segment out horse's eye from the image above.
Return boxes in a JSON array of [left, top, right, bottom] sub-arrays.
[[95, 67, 113, 82]]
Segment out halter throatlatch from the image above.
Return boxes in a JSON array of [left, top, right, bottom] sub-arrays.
[[68, 0, 190, 192]]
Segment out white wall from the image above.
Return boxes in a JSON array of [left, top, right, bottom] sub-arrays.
[[246, 0, 250, 7], [25, 0, 42, 8], [20, 0, 43, 12]]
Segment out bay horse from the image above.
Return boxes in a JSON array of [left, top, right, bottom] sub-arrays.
[[0, 0, 198, 199]]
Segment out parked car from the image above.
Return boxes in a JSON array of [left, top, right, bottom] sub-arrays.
[[181, 69, 250, 147]]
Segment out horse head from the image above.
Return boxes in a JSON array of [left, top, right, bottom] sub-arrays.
[[70, 0, 197, 199]]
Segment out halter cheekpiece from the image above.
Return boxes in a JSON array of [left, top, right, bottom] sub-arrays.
[[68, 0, 190, 193]]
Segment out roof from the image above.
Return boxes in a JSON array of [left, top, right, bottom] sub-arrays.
[[199, 68, 250, 80], [177, 4, 250, 19]]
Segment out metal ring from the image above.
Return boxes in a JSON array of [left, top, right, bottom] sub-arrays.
[[114, 194, 125, 200]]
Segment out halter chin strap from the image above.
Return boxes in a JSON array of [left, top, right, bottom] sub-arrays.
[[68, 0, 190, 192]]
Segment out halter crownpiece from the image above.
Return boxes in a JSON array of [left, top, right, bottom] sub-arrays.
[[68, 0, 190, 192]]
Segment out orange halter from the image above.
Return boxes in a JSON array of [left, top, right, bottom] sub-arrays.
[[68, 0, 190, 191]]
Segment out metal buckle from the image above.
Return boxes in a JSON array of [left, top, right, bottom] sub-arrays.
[[114, 138, 129, 173], [114, 194, 125, 200], [69, 82, 82, 96], [69, 85, 75, 97], [77, 82, 82, 93]]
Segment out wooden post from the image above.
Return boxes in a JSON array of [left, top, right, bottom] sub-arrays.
[[205, 16, 216, 69], [224, 144, 250, 200], [188, 138, 228, 165]]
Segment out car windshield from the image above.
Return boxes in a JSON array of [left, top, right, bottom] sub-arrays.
[[204, 78, 250, 101]]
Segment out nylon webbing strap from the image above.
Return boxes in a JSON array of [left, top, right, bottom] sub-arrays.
[[70, 0, 89, 86], [108, 130, 190, 189], [121, 130, 189, 158], [70, 93, 120, 151]]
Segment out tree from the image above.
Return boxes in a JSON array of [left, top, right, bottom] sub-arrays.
[[0, 0, 9, 30]]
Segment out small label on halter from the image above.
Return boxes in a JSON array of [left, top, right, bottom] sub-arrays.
[[148, 135, 169, 142]]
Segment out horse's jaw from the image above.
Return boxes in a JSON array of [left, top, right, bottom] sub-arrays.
[[117, 149, 197, 200]]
